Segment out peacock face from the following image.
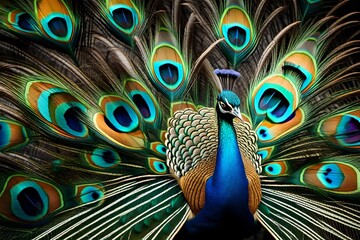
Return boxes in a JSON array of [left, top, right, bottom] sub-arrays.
[[217, 90, 242, 119]]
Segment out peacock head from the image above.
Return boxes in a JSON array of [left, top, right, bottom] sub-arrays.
[[216, 90, 242, 120]]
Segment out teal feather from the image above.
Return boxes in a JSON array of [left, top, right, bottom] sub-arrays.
[[0, 0, 359, 239]]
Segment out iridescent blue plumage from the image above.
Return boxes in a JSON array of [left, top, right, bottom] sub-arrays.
[[178, 91, 256, 239]]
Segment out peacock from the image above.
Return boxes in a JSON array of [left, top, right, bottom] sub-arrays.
[[0, 0, 359, 239]]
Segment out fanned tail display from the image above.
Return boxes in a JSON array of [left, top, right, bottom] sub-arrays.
[[0, 0, 359, 239]]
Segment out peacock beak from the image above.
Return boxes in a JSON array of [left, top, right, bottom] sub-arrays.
[[232, 107, 243, 120]]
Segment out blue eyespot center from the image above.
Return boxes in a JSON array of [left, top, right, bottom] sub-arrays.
[[91, 191, 100, 199], [159, 63, 179, 85], [17, 13, 35, 31], [80, 186, 104, 204], [227, 26, 246, 47], [221, 23, 251, 51], [317, 164, 344, 189], [157, 145, 166, 154], [64, 107, 83, 132], [48, 17, 68, 38], [337, 115, 360, 145], [114, 106, 132, 127], [10, 181, 49, 221], [154, 162, 166, 172], [112, 8, 133, 29], [259, 129, 266, 136], [17, 187, 44, 217], [102, 150, 117, 164], [257, 126, 272, 141], [132, 94, 151, 118], [90, 148, 120, 168], [259, 89, 289, 120], [265, 163, 282, 176]]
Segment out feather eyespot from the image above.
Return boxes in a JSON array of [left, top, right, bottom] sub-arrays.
[[99, 95, 140, 133], [125, 80, 160, 125], [0, 175, 63, 222], [147, 158, 168, 174], [93, 96, 146, 150], [317, 164, 344, 189], [26, 81, 89, 139], [301, 161, 358, 193], [35, 0, 75, 43], [219, 7, 253, 52], [317, 109, 360, 149], [75, 184, 105, 205], [263, 162, 288, 176], [251, 75, 300, 126], [150, 43, 188, 99], [150, 142, 167, 156], [106, 0, 141, 35], [85, 148, 121, 168], [80, 187, 104, 203], [7, 10, 37, 34]]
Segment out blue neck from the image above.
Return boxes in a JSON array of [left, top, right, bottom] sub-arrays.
[[208, 116, 249, 205], [181, 113, 255, 239]]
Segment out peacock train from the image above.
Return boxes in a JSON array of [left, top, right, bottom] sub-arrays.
[[0, 0, 359, 239]]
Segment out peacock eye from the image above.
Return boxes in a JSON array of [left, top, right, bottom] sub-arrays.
[[219, 102, 226, 108], [219, 101, 232, 111]]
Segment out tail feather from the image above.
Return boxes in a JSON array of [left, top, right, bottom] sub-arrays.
[[0, 0, 359, 239]]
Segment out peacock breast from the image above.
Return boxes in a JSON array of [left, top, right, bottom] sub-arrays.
[[178, 152, 261, 215], [166, 107, 262, 215]]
